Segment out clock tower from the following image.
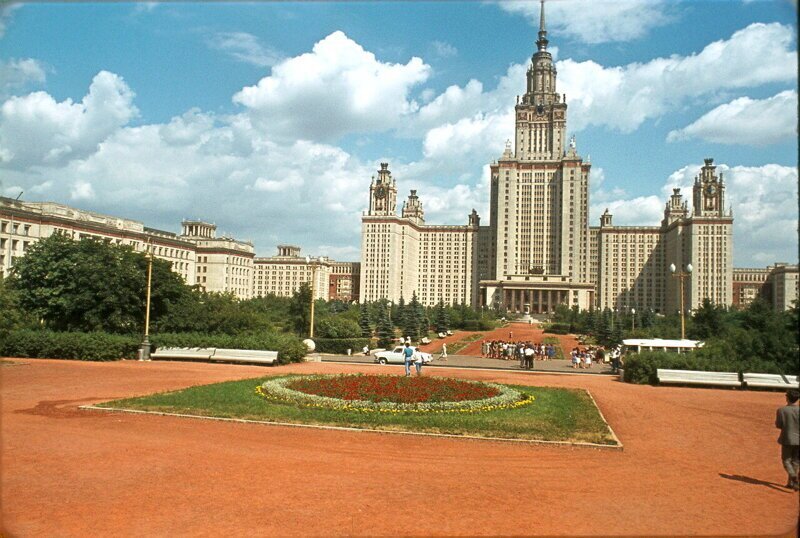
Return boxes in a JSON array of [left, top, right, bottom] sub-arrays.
[[368, 162, 398, 216], [693, 158, 726, 217]]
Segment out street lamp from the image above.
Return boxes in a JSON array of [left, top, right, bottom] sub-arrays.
[[631, 307, 636, 332], [305, 256, 317, 339], [139, 239, 154, 361], [669, 263, 693, 340]]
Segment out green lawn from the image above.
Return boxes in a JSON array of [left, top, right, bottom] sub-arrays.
[[101, 376, 617, 445]]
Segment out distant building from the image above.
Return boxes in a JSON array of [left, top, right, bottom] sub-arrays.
[[359, 163, 480, 306], [593, 158, 734, 313], [1, 197, 359, 302], [732, 267, 772, 309]]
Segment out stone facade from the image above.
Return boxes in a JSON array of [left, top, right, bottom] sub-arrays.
[[253, 245, 331, 301]]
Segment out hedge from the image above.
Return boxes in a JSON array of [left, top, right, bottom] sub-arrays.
[[312, 337, 371, 354], [151, 332, 307, 364], [0, 329, 308, 364], [622, 351, 786, 385], [0, 330, 139, 361], [543, 323, 571, 335], [459, 319, 495, 331]]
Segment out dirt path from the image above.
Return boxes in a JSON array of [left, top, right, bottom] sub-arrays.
[[2, 358, 797, 536], [420, 323, 580, 357]]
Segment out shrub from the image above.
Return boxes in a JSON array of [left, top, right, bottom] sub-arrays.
[[313, 337, 370, 355], [151, 332, 307, 364], [0, 329, 139, 361], [460, 319, 495, 331], [543, 323, 571, 335], [621, 350, 789, 385], [315, 318, 362, 339]]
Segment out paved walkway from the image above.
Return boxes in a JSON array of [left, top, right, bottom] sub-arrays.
[[324, 354, 614, 375], [2, 358, 797, 536]]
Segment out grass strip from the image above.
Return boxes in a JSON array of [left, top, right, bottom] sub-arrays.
[[101, 376, 616, 445]]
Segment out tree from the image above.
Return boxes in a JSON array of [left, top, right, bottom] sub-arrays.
[[9, 234, 187, 333], [289, 282, 312, 336], [376, 302, 395, 348], [411, 292, 427, 337], [358, 302, 372, 338], [435, 300, 450, 333], [156, 290, 265, 334], [690, 298, 726, 340]]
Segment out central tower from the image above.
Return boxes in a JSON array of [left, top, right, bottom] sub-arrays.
[[516, 0, 567, 161], [481, 0, 595, 313]]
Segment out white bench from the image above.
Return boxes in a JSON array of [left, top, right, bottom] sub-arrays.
[[152, 347, 278, 365], [151, 347, 215, 360], [743, 373, 800, 390], [657, 369, 742, 388]]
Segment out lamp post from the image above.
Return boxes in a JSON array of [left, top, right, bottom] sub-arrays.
[[305, 256, 317, 339], [631, 307, 636, 332], [669, 263, 693, 340], [139, 239, 154, 361]]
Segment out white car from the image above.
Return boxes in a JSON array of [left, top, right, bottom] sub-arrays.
[[374, 346, 433, 365]]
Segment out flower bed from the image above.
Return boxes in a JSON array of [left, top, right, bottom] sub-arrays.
[[256, 374, 533, 414]]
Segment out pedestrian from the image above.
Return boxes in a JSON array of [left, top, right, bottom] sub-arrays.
[[362, 345, 370, 356], [776, 389, 800, 490], [402, 342, 414, 377], [441, 343, 448, 362], [414, 347, 424, 376], [524, 345, 535, 370], [571, 348, 579, 369]]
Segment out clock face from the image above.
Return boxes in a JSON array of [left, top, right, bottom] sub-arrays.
[[705, 184, 717, 197], [536, 104, 545, 115], [375, 186, 386, 199]]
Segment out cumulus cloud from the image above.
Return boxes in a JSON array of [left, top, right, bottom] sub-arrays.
[[0, 70, 138, 168], [208, 32, 282, 68], [498, 0, 672, 44], [0, 58, 46, 93], [591, 161, 799, 266], [559, 23, 797, 132], [667, 90, 798, 145], [232, 31, 431, 141], [0, 3, 21, 38]]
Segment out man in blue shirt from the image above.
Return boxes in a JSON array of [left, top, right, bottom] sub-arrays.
[[403, 343, 414, 377]]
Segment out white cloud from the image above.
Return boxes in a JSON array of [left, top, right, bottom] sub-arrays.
[[0, 70, 138, 168], [498, 0, 672, 44], [431, 40, 458, 58], [208, 32, 282, 68], [0, 58, 46, 92], [0, 3, 21, 38], [558, 22, 797, 132], [667, 90, 798, 145], [591, 161, 799, 266], [133, 3, 159, 14], [232, 31, 431, 141], [70, 179, 95, 200]]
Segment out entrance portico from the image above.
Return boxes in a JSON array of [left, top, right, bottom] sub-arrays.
[[480, 276, 595, 313]]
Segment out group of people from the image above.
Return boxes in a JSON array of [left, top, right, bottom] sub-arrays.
[[568, 346, 606, 369], [481, 340, 556, 367]]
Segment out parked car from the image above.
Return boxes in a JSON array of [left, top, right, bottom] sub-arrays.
[[374, 346, 433, 365]]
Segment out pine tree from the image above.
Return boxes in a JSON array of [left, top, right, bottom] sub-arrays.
[[358, 302, 372, 338], [376, 302, 395, 348], [435, 300, 450, 333], [411, 292, 427, 338]]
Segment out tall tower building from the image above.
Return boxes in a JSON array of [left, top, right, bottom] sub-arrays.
[[481, 0, 594, 313]]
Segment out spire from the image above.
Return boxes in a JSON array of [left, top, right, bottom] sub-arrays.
[[536, 0, 549, 51]]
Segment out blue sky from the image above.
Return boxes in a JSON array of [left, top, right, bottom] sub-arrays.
[[0, 1, 797, 266]]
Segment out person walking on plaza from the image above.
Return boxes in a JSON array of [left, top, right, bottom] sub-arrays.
[[524, 345, 535, 370], [413, 347, 424, 376], [775, 389, 800, 490], [403, 342, 414, 377], [440, 343, 448, 362]]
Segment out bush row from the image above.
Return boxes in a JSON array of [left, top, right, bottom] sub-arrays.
[[622, 351, 786, 385], [459, 319, 496, 331], [0, 329, 308, 364], [151, 332, 307, 364], [543, 323, 571, 335], [0, 330, 139, 361], [313, 337, 371, 355]]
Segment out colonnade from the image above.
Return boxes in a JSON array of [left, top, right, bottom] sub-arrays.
[[502, 288, 569, 314]]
